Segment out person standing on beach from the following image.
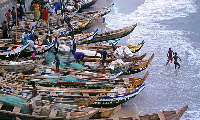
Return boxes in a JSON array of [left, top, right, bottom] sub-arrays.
[[101, 50, 107, 67], [41, 8, 48, 24], [70, 34, 76, 52], [54, 53, 60, 72], [30, 20, 37, 30], [21, 29, 29, 45], [5, 9, 11, 28], [64, 15, 72, 31], [42, 35, 49, 45], [2, 21, 9, 38], [172, 52, 181, 69], [32, 3, 40, 21], [72, 51, 85, 63], [54, 37, 59, 53], [18, 3, 24, 20], [166, 48, 174, 65], [27, 82, 37, 112], [11, 6, 16, 26]]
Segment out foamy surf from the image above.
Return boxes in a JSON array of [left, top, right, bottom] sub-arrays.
[[104, 0, 200, 119]]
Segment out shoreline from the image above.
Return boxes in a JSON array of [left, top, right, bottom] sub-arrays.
[[90, 0, 146, 118], [84, 0, 147, 118]]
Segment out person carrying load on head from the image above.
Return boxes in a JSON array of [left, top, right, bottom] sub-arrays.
[[32, 3, 40, 21]]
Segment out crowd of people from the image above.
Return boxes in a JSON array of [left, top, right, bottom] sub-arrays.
[[0, 0, 112, 108]]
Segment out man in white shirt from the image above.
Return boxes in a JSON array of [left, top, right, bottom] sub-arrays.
[[22, 29, 29, 39], [27, 40, 35, 54], [21, 29, 29, 45], [30, 20, 37, 30]]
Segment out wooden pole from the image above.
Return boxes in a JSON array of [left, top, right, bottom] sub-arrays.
[[16, 0, 18, 41]]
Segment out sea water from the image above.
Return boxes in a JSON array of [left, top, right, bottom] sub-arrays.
[[93, 0, 200, 119]]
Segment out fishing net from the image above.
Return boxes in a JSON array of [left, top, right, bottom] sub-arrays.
[[0, 94, 27, 113], [45, 52, 66, 68], [46, 74, 60, 82], [51, 103, 78, 111], [47, 74, 79, 82], [70, 63, 83, 70]]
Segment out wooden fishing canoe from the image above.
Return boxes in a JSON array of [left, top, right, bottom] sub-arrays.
[[85, 53, 154, 75], [106, 105, 188, 120], [0, 59, 44, 73], [19, 41, 56, 58], [49, 94, 99, 106], [82, 53, 147, 63], [79, 0, 97, 10], [88, 23, 137, 43], [1, 71, 148, 107], [0, 101, 99, 120], [0, 42, 29, 60], [129, 53, 154, 74], [91, 104, 121, 119], [77, 40, 145, 53]]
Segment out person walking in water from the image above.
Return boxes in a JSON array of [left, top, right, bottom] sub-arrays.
[[172, 52, 181, 69], [166, 48, 173, 65]]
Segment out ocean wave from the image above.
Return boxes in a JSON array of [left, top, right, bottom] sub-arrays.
[[105, 0, 200, 119]]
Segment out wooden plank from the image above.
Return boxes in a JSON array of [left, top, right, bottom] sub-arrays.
[[49, 109, 58, 117], [0, 103, 3, 109], [13, 106, 21, 113]]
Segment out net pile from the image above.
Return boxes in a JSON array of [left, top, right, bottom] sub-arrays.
[[70, 63, 83, 70], [0, 94, 27, 113]]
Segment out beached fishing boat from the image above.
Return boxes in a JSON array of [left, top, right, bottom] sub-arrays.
[[129, 53, 154, 74], [91, 104, 121, 119], [77, 40, 145, 53], [43, 94, 99, 106], [0, 100, 99, 120], [77, 29, 98, 44], [1, 70, 147, 107], [0, 88, 120, 119], [0, 59, 44, 73], [82, 53, 147, 63], [19, 41, 56, 58], [21, 71, 147, 89], [86, 23, 137, 44], [106, 105, 188, 120], [84, 53, 153, 75], [0, 42, 29, 60], [79, 0, 97, 10]]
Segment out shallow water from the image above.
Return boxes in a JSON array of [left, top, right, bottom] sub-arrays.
[[90, 0, 200, 119]]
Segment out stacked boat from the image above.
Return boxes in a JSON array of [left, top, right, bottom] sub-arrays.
[[0, 0, 188, 119]]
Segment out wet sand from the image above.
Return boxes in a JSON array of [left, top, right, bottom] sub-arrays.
[[85, 0, 147, 118]]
